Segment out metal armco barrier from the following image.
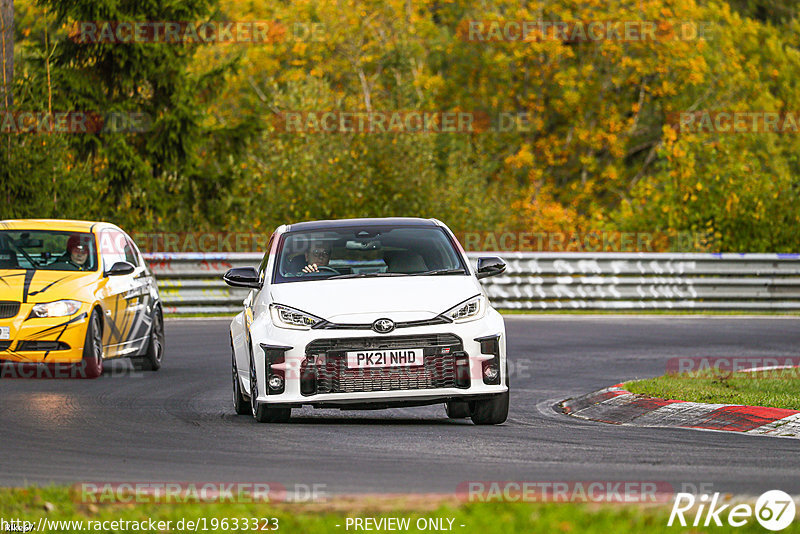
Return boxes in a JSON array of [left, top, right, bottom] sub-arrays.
[[142, 252, 800, 314]]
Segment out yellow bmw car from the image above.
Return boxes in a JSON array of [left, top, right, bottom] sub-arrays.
[[0, 219, 164, 378]]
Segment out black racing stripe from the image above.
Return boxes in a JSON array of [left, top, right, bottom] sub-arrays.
[[43, 323, 71, 361], [29, 312, 88, 337], [104, 298, 123, 342], [127, 288, 151, 346], [0, 272, 27, 287], [0, 347, 34, 363], [22, 270, 35, 303], [119, 293, 134, 343], [28, 276, 69, 298]]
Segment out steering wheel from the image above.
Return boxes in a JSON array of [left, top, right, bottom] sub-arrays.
[[67, 259, 87, 271], [300, 266, 338, 275]]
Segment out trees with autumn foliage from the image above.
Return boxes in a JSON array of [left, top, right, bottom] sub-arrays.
[[1, 0, 799, 251]]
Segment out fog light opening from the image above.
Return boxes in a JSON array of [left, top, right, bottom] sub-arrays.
[[483, 364, 499, 382], [268, 375, 284, 391]]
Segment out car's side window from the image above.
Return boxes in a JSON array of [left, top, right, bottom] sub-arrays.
[[123, 238, 139, 267], [127, 236, 147, 270], [99, 229, 128, 272]]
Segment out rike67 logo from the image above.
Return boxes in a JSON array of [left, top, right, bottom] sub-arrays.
[[669, 490, 796, 531]]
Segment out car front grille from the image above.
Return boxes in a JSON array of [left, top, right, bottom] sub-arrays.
[[0, 301, 20, 319], [304, 334, 467, 394]]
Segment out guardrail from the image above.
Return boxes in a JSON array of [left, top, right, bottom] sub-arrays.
[[142, 252, 800, 314]]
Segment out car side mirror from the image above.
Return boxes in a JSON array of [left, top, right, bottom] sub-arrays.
[[476, 257, 506, 280], [106, 261, 135, 277], [223, 267, 262, 289]]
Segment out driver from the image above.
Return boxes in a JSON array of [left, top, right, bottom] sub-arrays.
[[52, 235, 91, 270], [300, 240, 332, 273]]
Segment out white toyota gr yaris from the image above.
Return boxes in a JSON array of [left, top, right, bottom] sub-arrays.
[[224, 218, 508, 424]]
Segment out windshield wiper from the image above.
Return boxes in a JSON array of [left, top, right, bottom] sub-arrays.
[[328, 272, 406, 279], [409, 268, 467, 276]]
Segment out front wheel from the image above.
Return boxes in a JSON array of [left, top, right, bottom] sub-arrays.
[[80, 310, 104, 379], [134, 309, 164, 371], [470, 390, 509, 425]]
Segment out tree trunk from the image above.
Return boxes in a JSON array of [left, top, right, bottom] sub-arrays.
[[0, 0, 12, 110]]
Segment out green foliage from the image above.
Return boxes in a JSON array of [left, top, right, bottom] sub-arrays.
[[3, 0, 800, 252]]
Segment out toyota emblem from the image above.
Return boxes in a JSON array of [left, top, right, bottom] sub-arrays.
[[372, 318, 395, 334]]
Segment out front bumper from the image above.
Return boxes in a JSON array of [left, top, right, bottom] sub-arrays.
[[248, 308, 508, 407], [0, 303, 89, 363]]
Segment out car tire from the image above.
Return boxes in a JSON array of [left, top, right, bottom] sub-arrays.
[[470, 390, 509, 425], [232, 338, 249, 415], [80, 309, 104, 379], [445, 400, 472, 418], [134, 308, 164, 371], [249, 340, 291, 423]]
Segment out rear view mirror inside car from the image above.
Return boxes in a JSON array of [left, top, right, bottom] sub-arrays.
[[346, 239, 381, 250]]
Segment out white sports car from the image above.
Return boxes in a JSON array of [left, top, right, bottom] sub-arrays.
[[224, 218, 508, 424]]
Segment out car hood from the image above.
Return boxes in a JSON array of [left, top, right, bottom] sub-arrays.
[[269, 275, 483, 323], [0, 269, 99, 303]]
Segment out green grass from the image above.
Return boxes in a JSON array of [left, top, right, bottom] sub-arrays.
[[0, 486, 793, 534], [627, 369, 800, 410]]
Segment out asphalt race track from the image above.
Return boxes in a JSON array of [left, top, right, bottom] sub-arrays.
[[1, 316, 799, 496]]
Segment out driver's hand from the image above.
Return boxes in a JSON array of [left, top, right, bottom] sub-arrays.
[[302, 263, 319, 273]]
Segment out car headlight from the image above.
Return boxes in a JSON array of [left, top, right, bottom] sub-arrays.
[[31, 300, 82, 318], [442, 295, 485, 323], [269, 304, 324, 330]]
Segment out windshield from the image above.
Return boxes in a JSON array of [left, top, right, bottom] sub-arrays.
[[273, 225, 467, 283], [0, 230, 98, 271]]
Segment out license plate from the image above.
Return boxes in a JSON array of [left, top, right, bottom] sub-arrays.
[[0, 326, 9, 340], [346, 348, 424, 369]]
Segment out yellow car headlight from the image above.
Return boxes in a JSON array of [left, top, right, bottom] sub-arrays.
[[31, 300, 82, 318]]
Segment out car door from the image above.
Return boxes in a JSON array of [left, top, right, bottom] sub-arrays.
[[97, 228, 136, 358], [119, 234, 152, 354]]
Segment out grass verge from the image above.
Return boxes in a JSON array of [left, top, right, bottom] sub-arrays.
[[626, 369, 800, 410], [0, 486, 791, 534]]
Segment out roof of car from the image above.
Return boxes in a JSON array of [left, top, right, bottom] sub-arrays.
[[0, 219, 114, 232], [286, 217, 439, 232]]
